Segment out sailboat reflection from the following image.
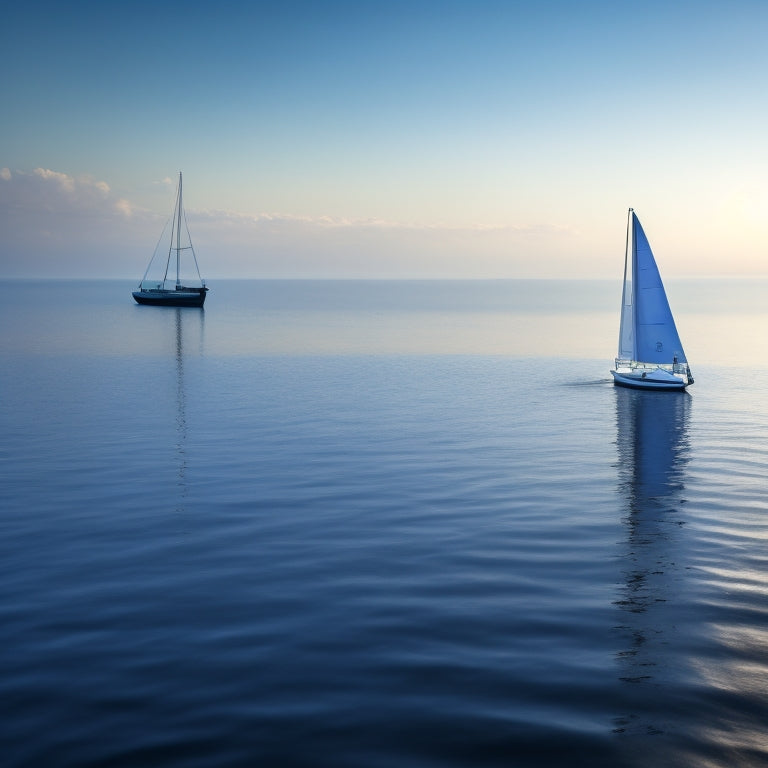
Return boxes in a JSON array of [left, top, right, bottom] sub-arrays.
[[173, 306, 205, 512], [613, 386, 691, 735], [175, 308, 187, 508]]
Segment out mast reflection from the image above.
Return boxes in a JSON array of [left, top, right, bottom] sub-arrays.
[[175, 308, 187, 506], [173, 306, 205, 513], [613, 386, 691, 735]]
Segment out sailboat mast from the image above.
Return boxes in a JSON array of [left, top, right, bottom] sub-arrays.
[[176, 172, 182, 287]]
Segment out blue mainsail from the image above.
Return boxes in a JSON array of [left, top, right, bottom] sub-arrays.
[[629, 212, 686, 365]]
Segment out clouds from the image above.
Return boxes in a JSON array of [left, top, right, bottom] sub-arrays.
[[1, 168, 126, 216], [0, 164, 761, 281], [0, 166, 588, 279], [176, 206, 582, 279], [31, 168, 76, 192], [0, 168, 159, 277]]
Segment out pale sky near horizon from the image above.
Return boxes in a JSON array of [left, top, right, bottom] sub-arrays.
[[2, 0, 767, 279]]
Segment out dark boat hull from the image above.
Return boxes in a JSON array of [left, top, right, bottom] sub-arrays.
[[132, 287, 208, 307]]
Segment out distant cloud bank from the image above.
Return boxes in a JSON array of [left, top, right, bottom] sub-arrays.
[[2, 167, 130, 216], [11, 165, 755, 281], [0, 168, 159, 277], [195, 207, 569, 236], [1, 166, 591, 279]]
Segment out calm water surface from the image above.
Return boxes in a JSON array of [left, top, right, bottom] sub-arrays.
[[2, 279, 768, 767]]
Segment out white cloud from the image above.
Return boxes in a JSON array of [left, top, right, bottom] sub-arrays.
[[2, 168, 140, 216], [115, 198, 134, 216], [33, 167, 76, 192], [0, 168, 11, 181]]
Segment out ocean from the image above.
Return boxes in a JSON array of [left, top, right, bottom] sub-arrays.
[[1, 278, 767, 767]]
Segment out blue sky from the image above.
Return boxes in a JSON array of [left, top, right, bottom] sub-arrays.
[[2, 0, 767, 278]]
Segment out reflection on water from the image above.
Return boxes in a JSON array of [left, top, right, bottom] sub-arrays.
[[174, 309, 187, 509], [613, 387, 691, 737], [172, 307, 204, 512], [6, 279, 768, 768]]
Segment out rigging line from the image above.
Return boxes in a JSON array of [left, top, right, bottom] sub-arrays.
[[141, 216, 171, 286], [164, 175, 182, 284], [182, 204, 204, 284], [164, 218, 175, 283]]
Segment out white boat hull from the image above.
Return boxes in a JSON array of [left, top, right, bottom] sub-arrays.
[[611, 367, 689, 391]]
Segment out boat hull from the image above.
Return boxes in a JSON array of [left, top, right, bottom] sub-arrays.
[[611, 368, 688, 391], [133, 288, 207, 307]]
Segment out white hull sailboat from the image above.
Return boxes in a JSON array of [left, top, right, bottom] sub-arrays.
[[610, 209, 693, 391], [133, 172, 208, 307]]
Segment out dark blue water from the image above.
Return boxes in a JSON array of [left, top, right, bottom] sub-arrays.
[[2, 280, 768, 767]]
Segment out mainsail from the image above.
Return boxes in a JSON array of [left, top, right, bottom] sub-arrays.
[[618, 211, 686, 365]]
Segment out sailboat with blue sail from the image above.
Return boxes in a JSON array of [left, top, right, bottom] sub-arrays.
[[611, 209, 693, 390]]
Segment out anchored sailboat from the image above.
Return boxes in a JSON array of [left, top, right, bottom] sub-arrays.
[[610, 209, 693, 390], [132, 172, 208, 307]]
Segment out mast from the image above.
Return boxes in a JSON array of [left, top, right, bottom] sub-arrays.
[[176, 172, 182, 287]]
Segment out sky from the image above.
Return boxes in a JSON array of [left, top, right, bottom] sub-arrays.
[[2, 0, 768, 280]]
